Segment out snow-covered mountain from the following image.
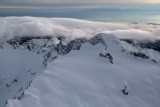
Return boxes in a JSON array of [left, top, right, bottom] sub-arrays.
[[0, 17, 160, 107]]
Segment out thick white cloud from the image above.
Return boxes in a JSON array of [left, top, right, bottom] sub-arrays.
[[102, 30, 155, 40], [0, 17, 159, 41]]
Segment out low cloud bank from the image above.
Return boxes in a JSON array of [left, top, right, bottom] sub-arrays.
[[102, 30, 155, 41], [0, 16, 160, 41]]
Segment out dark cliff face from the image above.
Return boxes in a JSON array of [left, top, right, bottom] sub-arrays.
[[5, 34, 157, 66], [6, 35, 107, 63]]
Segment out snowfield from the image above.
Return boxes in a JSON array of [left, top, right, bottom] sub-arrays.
[[0, 17, 160, 107]]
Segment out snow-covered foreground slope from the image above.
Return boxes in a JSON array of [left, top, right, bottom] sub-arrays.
[[6, 34, 160, 107]]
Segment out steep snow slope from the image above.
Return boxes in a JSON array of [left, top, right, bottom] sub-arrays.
[[6, 34, 160, 107], [0, 41, 44, 107]]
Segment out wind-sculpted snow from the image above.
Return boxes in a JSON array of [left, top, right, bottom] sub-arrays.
[[0, 17, 160, 41]]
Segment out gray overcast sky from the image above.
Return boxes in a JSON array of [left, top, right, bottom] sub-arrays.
[[1, 0, 160, 4], [0, 0, 160, 12], [1, 0, 160, 9], [0, 0, 160, 23]]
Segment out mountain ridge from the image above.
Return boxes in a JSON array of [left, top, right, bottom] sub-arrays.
[[0, 33, 160, 107], [3, 33, 160, 107]]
